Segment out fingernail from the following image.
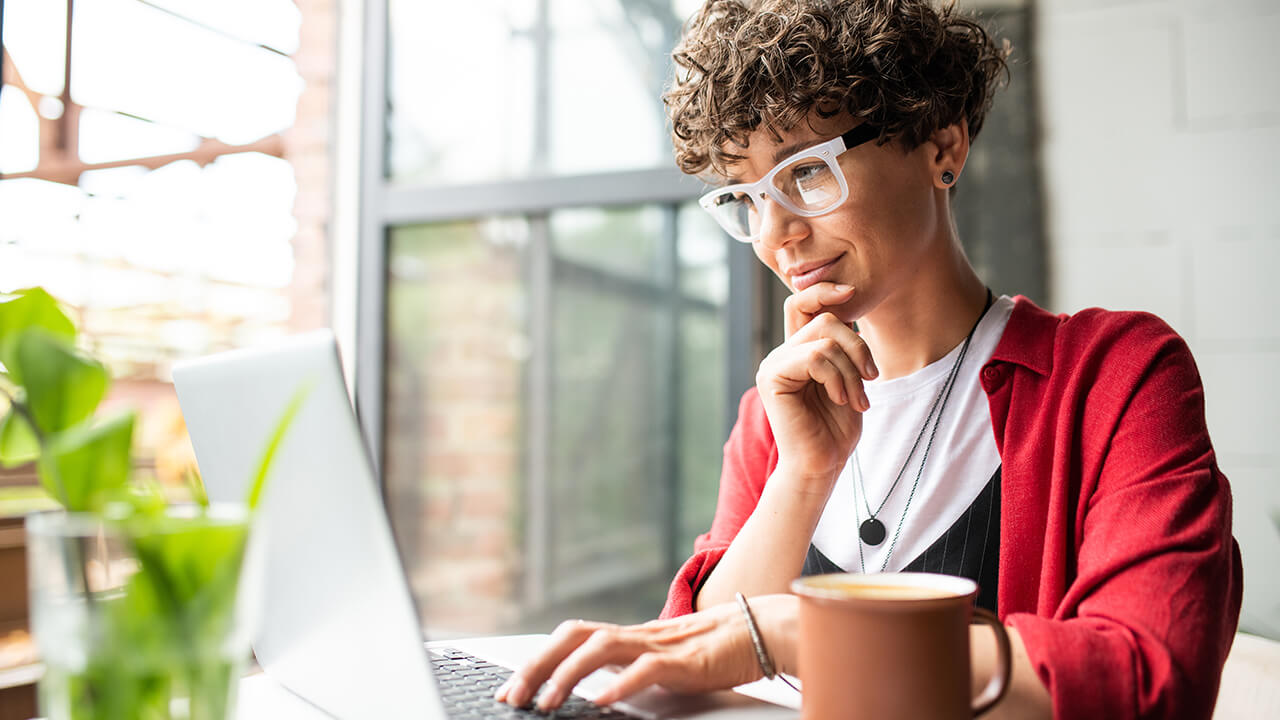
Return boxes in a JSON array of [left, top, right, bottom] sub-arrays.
[[866, 357, 879, 379], [537, 682, 564, 711], [834, 283, 854, 293], [494, 679, 511, 701], [506, 678, 528, 706]]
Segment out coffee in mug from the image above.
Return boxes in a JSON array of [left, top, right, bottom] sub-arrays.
[[790, 572, 1010, 720]]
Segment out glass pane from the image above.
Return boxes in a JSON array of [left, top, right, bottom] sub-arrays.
[[140, 0, 301, 55], [678, 201, 730, 305], [0, 152, 297, 374], [547, 283, 668, 606], [387, 0, 687, 184], [0, 0, 321, 528], [385, 219, 531, 635], [546, 204, 678, 620], [545, 1, 675, 175], [71, 0, 302, 144], [1, 0, 68, 96], [678, 310, 727, 554], [676, 201, 730, 553], [79, 109, 201, 165], [552, 206, 665, 284], [386, 2, 536, 184], [0, 85, 40, 173], [0, 179, 84, 276]]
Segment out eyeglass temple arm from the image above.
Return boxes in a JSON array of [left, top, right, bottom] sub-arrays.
[[840, 122, 880, 150]]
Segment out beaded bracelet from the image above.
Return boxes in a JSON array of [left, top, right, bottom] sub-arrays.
[[735, 592, 800, 692]]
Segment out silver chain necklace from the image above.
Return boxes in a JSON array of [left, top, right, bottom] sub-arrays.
[[853, 289, 992, 572]]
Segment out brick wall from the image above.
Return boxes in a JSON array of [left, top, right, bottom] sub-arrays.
[[382, 233, 526, 635], [287, 0, 337, 334], [1035, 0, 1280, 636]]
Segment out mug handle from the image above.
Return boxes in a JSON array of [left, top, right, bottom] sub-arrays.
[[970, 608, 1012, 717]]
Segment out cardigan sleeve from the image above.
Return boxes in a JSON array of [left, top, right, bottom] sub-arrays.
[[1005, 314, 1241, 720], [661, 388, 776, 618]]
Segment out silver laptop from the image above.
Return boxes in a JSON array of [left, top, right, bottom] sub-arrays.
[[172, 330, 797, 719]]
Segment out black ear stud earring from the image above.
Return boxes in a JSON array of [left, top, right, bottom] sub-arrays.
[[941, 170, 955, 185]]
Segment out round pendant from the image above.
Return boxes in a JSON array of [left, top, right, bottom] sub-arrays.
[[860, 518, 887, 546]]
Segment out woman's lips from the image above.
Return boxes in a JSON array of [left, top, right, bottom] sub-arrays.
[[789, 254, 845, 291]]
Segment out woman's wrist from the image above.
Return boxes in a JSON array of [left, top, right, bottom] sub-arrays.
[[749, 594, 801, 677], [767, 461, 842, 500]]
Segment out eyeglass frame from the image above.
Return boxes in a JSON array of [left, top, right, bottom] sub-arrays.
[[698, 122, 881, 243]]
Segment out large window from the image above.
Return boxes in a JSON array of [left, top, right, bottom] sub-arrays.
[[0, 0, 336, 705], [364, 0, 749, 635], [0, 0, 322, 488]]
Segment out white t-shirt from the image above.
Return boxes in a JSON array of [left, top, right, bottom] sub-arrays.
[[810, 294, 1015, 573]]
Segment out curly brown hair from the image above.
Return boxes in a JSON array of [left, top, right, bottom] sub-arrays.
[[664, 0, 1010, 176]]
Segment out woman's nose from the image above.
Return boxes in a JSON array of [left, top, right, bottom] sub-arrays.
[[754, 195, 809, 250]]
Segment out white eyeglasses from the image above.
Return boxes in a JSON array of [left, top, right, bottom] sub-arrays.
[[698, 123, 879, 242]]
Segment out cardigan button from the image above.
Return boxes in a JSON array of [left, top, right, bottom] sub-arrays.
[[980, 365, 1006, 391]]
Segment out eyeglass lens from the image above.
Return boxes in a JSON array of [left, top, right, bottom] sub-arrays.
[[709, 154, 843, 240]]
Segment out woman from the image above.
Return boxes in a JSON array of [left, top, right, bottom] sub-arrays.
[[498, 1, 1240, 718]]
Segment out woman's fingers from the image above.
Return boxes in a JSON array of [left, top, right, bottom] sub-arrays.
[[498, 619, 607, 706], [784, 283, 855, 338], [762, 333, 868, 411], [502, 603, 761, 712], [790, 312, 878, 381], [802, 339, 862, 409], [594, 653, 673, 706], [536, 629, 645, 711]]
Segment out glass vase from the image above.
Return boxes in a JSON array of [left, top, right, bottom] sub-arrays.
[[25, 506, 262, 720]]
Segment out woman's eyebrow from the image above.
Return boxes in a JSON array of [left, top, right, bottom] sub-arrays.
[[772, 139, 818, 163], [721, 139, 822, 185]]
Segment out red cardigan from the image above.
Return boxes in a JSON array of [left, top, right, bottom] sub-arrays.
[[661, 297, 1241, 720]]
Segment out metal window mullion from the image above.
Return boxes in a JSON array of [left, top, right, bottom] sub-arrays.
[[356, 0, 391, 479], [521, 0, 554, 617], [551, 255, 718, 314], [725, 238, 756, 438], [661, 204, 682, 576], [381, 168, 702, 225], [523, 213, 553, 614]]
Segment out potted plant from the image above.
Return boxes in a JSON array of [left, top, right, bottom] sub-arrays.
[[0, 287, 304, 720]]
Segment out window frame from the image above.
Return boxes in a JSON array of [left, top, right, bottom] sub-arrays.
[[344, 0, 757, 617]]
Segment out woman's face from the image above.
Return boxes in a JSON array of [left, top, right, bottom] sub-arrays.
[[726, 113, 949, 323]]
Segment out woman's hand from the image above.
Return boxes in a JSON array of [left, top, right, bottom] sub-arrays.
[[756, 282, 877, 493], [496, 595, 799, 712]]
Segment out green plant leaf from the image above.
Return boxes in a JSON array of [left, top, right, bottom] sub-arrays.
[[246, 379, 312, 511], [7, 328, 108, 434], [37, 411, 135, 512], [185, 467, 209, 509], [0, 287, 76, 343], [99, 478, 168, 519], [0, 408, 39, 467]]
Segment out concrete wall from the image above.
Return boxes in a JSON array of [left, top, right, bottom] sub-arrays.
[[1035, 0, 1280, 637]]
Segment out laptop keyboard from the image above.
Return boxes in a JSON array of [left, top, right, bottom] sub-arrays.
[[430, 647, 642, 719]]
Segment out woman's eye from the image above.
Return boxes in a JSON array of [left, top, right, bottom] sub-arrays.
[[793, 163, 827, 184]]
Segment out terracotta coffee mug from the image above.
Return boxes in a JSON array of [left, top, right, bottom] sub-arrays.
[[790, 572, 1011, 720]]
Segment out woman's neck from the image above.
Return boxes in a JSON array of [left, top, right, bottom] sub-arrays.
[[856, 244, 989, 381]]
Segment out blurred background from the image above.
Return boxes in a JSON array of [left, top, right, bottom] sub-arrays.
[[0, 0, 1276, 697]]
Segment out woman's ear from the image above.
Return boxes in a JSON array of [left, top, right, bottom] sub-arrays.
[[927, 120, 970, 189]]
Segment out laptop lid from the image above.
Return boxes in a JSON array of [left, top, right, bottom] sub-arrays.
[[173, 330, 445, 719]]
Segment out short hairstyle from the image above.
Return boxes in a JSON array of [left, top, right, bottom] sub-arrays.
[[664, 0, 1010, 176]]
